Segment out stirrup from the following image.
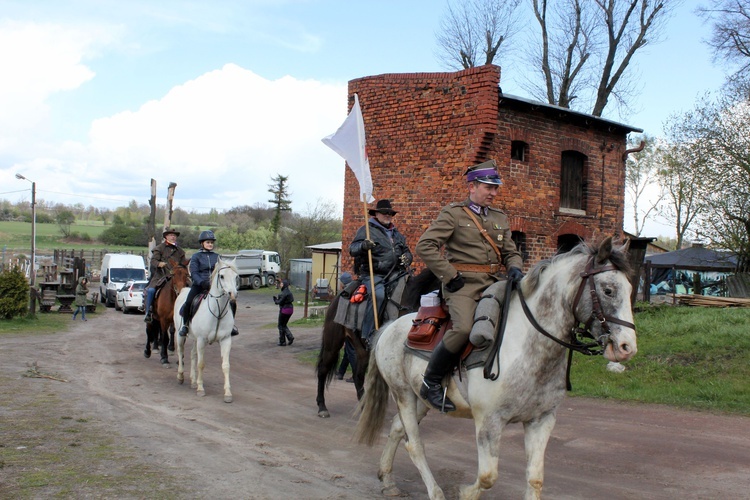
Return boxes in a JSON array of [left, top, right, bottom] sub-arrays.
[[178, 325, 189, 337], [421, 380, 455, 413]]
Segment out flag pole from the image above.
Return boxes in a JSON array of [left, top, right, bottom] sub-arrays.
[[362, 200, 379, 330]]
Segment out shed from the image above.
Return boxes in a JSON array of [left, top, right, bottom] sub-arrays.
[[305, 242, 343, 292], [288, 258, 312, 290]]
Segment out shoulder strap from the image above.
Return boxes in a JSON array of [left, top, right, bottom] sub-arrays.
[[461, 206, 503, 260]]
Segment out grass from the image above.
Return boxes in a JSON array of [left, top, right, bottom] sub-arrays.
[[0, 312, 81, 335], [0, 220, 144, 254], [570, 305, 750, 416]]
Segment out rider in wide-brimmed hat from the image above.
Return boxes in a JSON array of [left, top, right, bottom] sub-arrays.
[[144, 227, 186, 323], [349, 199, 413, 347]]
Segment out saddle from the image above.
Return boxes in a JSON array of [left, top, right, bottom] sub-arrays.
[[405, 280, 510, 365], [152, 275, 171, 302]]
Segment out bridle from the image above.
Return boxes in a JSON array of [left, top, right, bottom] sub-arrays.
[[206, 265, 236, 323], [516, 255, 636, 357]]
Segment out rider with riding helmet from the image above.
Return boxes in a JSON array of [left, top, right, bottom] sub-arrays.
[[177, 230, 239, 337], [144, 227, 186, 323], [415, 160, 524, 412], [349, 199, 413, 346]]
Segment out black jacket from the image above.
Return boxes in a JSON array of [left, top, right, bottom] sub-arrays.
[[349, 218, 412, 277]]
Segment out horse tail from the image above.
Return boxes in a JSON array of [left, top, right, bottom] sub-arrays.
[[315, 294, 345, 386], [353, 348, 389, 446]]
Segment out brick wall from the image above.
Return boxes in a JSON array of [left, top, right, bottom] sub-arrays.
[[340, 65, 631, 273]]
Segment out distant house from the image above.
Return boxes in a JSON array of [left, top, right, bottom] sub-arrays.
[[339, 64, 642, 273]]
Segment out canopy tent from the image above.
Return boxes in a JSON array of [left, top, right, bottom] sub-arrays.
[[646, 244, 737, 293]]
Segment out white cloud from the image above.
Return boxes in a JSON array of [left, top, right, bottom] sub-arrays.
[[52, 64, 347, 213]]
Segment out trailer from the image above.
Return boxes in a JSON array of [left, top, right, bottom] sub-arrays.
[[221, 249, 281, 289]]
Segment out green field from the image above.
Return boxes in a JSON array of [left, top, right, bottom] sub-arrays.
[[1, 220, 138, 255]]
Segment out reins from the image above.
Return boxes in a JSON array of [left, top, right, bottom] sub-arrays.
[[204, 265, 235, 335], [482, 255, 636, 389]]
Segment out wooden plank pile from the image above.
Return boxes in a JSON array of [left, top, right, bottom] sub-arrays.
[[675, 294, 750, 308]]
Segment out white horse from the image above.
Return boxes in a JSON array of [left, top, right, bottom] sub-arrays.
[[354, 237, 638, 499], [174, 258, 239, 403]]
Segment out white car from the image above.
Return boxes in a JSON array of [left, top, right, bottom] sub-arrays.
[[115, 280, 148, 314]]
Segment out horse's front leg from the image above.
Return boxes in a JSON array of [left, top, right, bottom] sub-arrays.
[[168, 323, 175, 352], [460, 411, 505, 500], [159, 321, 170, 365], [219, 335, 233, 403], [521, 412, 556, 500], [144, 325, 152, 358], [192, 337, 204, 394], [176, 334, 186, 384]]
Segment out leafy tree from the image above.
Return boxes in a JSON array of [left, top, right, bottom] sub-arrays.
[[625, 135, 665, 236], [100, 224, 149, 246], [277, 199, 342, 270], [56, 209, 76, 237], [268, 175, 292, 235], [0, 266, 29, 319], [436, 0, 522, 69]]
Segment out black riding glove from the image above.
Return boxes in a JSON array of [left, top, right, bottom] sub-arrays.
[[399, 253, 413, 267], [361, 239, 377, 251], [444, 273, 465, 293], [507, 267, 524, 282], [201, 280, 211, 291]]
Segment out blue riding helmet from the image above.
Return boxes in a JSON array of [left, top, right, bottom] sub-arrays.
[[198, 230, 216, 242]]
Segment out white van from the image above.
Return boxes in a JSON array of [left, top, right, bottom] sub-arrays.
[[100, 253, 147, 308]]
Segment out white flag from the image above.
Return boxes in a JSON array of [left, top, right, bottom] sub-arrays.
[[322, 93, 374, 203]]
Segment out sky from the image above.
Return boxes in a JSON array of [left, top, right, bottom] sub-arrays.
[[0, 0, 730, 238]]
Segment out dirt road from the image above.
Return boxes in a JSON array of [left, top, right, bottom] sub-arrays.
[[1, 289, 749, 499]]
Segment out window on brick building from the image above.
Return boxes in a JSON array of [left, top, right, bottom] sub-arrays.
[[557, 234, 583, 254], [511, 141, 528, 162], [511, 231, 528, 262], [559, 151, 587, 212]]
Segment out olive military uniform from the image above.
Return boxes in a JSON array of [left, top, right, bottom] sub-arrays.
[[416, 199, 522, 353]]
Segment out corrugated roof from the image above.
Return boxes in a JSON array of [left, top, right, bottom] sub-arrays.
[[305, 241, 342, 251]]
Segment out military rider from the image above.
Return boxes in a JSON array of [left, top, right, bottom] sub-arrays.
[[415, 160, 524, 412], [144, 227, 186, 323], [349, 199, 413, 346], [177, 230, 239, 337]]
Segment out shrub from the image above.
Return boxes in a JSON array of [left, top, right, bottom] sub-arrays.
[[0, 266, 30, 319]]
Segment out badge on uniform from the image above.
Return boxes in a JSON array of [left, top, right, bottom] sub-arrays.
[[497, 234, 503, 242], [493, 223, 500, 229]]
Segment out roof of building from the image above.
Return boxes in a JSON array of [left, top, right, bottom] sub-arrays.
[[501, 93, 643, 134], [305, 241, 342, 251]]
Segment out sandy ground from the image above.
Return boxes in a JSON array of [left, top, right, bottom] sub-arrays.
[[2, 289, 749, 499]]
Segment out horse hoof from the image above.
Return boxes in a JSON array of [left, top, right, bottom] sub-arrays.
[[382, 486, 402, 497], [197, 390, 206, 397], [168, 345, 175, 353], [317, 410, 330, 418], [177, 376, 184, 384], [144, 350, 151, 359], [224, 395, 233, 403], [160, 358, 170, 366]]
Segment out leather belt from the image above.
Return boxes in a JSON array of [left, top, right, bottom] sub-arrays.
[[452, 263, 500, 274]]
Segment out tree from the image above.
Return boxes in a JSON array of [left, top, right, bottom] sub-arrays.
[[56, 209, 76, 237], [0, 266, 30, 319], [435, 0, 523, 70], [268, 175, 292, 236], [436, 0, 677, 117], [625, 135, 665, 236], [698, 0, 750, 76]]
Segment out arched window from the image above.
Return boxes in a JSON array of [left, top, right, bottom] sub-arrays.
[[511, 141, 528, 162], [556, 234, 583, 254], [511, 231, 528, 262]]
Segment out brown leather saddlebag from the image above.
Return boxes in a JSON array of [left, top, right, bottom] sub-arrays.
[[407, 304, 451, 352]]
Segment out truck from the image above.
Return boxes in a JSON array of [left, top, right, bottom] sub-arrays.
[[220, 249, 281, 289], [99, 253, 148, 308]]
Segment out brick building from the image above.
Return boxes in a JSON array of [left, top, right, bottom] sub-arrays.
[[340, 64, 642, 272]]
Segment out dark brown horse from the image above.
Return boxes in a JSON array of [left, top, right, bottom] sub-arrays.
[[315, 268, 440, 417], [144, 259, 190, 365]]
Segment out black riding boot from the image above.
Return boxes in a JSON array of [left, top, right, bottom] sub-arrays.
[[420, 341, 460, 412], [285, 327, 294, 345], [277, 330, 287, 346]]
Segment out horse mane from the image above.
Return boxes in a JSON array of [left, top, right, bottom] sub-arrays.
[[523, 238, 631, 294]]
